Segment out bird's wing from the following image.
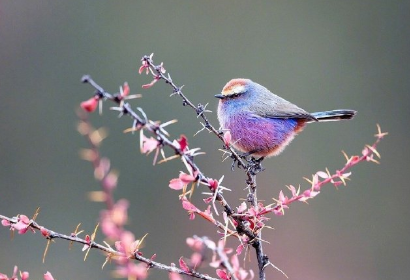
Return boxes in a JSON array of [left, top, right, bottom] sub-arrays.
[[261, 108, 315, 120], [255, 95, 317, 121]]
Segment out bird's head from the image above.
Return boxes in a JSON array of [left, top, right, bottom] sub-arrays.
[[215, 78, 253, 100]]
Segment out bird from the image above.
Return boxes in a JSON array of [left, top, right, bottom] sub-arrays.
[[215, 78, 356, 158]]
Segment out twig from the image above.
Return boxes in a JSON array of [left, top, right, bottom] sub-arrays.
[[139, 55, 267, 278], [0, 214, 219, 280], [81, 75, 257, 238]]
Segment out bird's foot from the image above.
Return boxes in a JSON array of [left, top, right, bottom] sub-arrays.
[[227, 151, 265, 174], [247, 156, 265, 175]]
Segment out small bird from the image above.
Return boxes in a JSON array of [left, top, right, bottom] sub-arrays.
[[216, 78, 356, 158]]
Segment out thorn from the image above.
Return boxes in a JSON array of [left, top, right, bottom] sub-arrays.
[[32, 207, 40, 221], [366, 144, 381, 158], [375, 123, 388, 138], [341, 150, 349, 162], [43, 239, 52, 263], [136, 107, 148, 123]]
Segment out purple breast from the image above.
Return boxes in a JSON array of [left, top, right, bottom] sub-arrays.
[[223, 113, 305, 157]]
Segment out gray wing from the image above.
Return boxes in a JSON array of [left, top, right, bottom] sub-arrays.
[[253, 91, 317, 121]]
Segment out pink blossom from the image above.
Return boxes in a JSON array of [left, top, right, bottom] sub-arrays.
[[169, 171, 197, 190], [203, 196, 213, 204], [21, 271, 29, 280], [311, 174, 320, 189], [103, 171, 118, 191], [14, 215, 31, 234], [115, 262, 147, 279], [216, 269, 231, 280], [190, 252, 202, 267], [181, 198, 215, 222], [142, 76, 160, 89], [277, 190, 288, 204], [299, 189, 320, 202], [43, 272, 54, 280], [181, 198, 199, 220], [138, 60, 149, 75], [236, 244, 245, 256], [176, 135, 188, 151], [115, 231, 136, 256], [114, 230, 144, 263], [223, 131, 232, 147], [140, 133, 159, 154], [80, 96, 99, 112], [100, 199, 129, 240], [207, 178, 218, 191], [179, 257, 190, 273], [186, 237, 204, 252], [231, 254, 240, 272], [40, 227, 50, 237], [0, 272, 8, 280], [346, 155, 361, 167], [120, 82, 130, 98], [110, 199, 129, 226], [0, 266, 29, 280], [237, 202, 247, 214], [273, 207, 284, 216], [273, 204, 289, 216], [316, 171, 329, 179], [209, 240, 233, 268], [169, 178, 185, 190], [11, 266, 18, 279], [100, 213, 120, 240], [179, 172, 196, 184], [287, 185, 298, 196], [1, 219, 11, 227], [82, 235, 91, 251], [231, 254, 253, 280]]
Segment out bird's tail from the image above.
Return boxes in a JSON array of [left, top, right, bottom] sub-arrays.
[[310, 109, 357, 122]]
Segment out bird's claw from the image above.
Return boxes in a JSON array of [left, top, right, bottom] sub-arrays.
[[247, 156, 265, 175]]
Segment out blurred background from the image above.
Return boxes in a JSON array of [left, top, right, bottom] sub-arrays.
[[1, 1, 409, 279]]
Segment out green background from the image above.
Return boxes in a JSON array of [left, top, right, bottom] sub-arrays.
[[1, 1, 409, 279]]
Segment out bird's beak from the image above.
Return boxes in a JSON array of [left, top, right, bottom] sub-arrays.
[[214, 93, 225, 99]]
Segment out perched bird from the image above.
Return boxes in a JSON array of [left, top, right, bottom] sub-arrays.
[[216, 78, 356, 158]]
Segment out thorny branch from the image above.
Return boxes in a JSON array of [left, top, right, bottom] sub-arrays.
[[81, 71, 262, 278], [82, 74, 238, 215], [81, 112, 246, 280], [0, 53, 387, 280], [81, 68, 262, 237], [80, 55, 387, 279], [0, 214, 219, 280], [139, 54, 268, 277]]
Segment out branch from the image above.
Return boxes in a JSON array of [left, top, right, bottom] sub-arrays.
[[0, 54, 386, 280], [0, 214, 219, 280], [79, 55, 386, 280], [140, 54, 268, 277], [271, 124, 387, 215], [77, 112, 248, 279], [139, 54, 267, 278], [80, 74, 259, 244]]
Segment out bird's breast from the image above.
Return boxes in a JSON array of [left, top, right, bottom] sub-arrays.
[[218, 109, 306, 157]]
